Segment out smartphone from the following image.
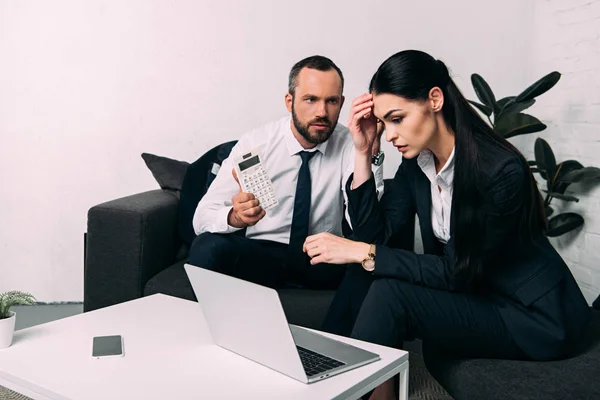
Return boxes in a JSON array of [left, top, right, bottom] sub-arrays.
[[92, 335, 124, 359], [233, 147, 278, 210]]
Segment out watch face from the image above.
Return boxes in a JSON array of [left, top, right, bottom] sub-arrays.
[[363, 259, 375, 271], [372, 152, 385, 166]]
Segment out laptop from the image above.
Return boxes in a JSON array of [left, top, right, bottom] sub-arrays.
[[184, 264, 380, 384]]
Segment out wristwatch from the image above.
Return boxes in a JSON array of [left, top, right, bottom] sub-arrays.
[[372, 151, 385, 166], [361, 244, 376, 272]]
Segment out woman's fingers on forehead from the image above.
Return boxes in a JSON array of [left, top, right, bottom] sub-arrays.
[[352, 93, 372, 106], [352, 102, 373, 113]]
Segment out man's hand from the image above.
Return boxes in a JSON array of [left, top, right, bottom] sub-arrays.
[[227, 169, 266, 228], [303, 232, 370, 265]]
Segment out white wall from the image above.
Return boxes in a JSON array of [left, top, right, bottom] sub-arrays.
[[0, 0, 534, 301], [513, 0, 600, 304]]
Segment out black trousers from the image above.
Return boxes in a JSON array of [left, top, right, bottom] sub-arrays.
[[331, 269, 527, 360], [320, 264, 376, 336], [187, 232, 346, 290]]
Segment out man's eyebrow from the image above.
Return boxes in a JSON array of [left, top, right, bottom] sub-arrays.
[[300, 94, 341, 101]]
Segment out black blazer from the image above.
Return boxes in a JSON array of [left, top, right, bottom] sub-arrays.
[[345, 142, 591, 361]]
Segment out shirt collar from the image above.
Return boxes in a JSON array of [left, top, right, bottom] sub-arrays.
[[284, 117, 330, 156], [417, 147, 455, 187]]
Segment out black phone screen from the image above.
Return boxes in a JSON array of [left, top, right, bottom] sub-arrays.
[[92, 335, 123, 357]]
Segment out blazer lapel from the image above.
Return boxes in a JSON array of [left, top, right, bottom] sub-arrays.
[[414, 169, 437, 252]]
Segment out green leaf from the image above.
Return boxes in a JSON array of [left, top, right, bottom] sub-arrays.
[[558, 166, 600, 184], [545, 205, 554, 217], [527, 160, 537, 166], [534, 138, 557, 183], [552, 160, 584, 194], [468, 100, 493, 116], [0, 291, 36, 319], [548, 192, 579, 202], [546, 213, 584, 237], [496, 96, 515, 110], [471, 74, 496, 109], [495, 113, 547, 138], [515, 71, 561, 103], [497, 99, 536, 118]]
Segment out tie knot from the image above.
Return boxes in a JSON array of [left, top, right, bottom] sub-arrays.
[[299, 150, 317, 163]]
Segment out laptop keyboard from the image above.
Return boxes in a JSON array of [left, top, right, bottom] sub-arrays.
[[296, 345, 346, 377]]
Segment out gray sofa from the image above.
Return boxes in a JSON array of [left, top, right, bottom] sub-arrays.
[[83, 185, 415, 330], [424, 307, 600, 399], [83, 184, 600, 399]]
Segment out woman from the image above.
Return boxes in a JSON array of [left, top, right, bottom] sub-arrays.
[[303, 50, 591, 399]]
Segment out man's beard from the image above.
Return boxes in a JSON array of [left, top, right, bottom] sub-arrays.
[[291, 103, 336, 145]]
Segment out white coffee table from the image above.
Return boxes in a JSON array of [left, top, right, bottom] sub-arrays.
[[0, 294, 409, 400]]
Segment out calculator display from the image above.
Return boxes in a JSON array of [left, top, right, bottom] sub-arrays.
[[239, 155, 260, 171], [234, 148, 278, 211]]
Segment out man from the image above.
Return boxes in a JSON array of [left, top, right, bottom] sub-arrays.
[[189, 55, 384, 291]]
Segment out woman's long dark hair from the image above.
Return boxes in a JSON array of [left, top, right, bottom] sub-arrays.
[[369, 50, 547, 284]]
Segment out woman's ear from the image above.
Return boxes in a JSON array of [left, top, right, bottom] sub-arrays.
[[429, 87, 444, 112]]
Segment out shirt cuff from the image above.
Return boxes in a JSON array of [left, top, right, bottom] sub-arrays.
[[372, 164, 384, 199], [217, 207, 245, 234]]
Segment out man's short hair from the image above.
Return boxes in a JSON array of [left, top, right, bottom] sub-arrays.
[[288, 55, 344, 95]]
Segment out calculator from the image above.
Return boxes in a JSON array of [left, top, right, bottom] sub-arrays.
[[233, 148, 278, 211]]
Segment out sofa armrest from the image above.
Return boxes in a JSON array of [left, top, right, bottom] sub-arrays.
[[84, 189, 180, 312]]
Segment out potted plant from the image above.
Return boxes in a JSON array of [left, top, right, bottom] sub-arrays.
[[532, 137, 600, 236], [0, 291, 36, 349], [468, 72, 600, 236]]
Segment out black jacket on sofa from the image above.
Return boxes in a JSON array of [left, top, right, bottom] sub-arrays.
[[345, 139, 591, 361]]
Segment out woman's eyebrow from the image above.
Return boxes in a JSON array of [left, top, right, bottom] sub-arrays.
[[383, 109, 403, 119]]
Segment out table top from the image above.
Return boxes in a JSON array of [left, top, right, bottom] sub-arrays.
[[0, 294, 408, 400]]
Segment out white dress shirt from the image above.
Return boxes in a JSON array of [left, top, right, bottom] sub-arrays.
[[193, 116, 384, 244], [417, 147, 455, 243]]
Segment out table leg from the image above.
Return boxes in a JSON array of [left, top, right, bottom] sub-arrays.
[[398, 365, 409, 400]]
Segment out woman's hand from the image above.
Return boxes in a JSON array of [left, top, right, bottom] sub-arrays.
[[347, 93, 380, 155], [303, 232, 370, 265]]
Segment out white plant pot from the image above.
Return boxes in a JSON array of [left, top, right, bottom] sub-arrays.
[[0, 311, 16, 349]]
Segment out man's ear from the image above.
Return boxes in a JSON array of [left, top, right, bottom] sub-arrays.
[[340, 95, 345, 109], [429, 87, 444, 112], [285, 93, 293, 112]]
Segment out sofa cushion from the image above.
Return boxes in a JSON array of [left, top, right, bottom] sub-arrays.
[[278, 288, 336, 330], [144, 260, 197, 301], [177, 141, 237, 247], [424, 309, 600, 400], [141, 153, 190, 198]]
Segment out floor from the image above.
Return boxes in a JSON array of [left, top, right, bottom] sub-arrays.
[[11, 303, 83, 331]]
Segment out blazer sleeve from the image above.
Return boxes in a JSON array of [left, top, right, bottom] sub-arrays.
[[348, 157, 526, 291], [345, 160, 416, 245]]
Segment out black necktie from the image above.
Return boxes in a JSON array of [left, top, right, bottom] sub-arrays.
[[289, 151, 317, 253]]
